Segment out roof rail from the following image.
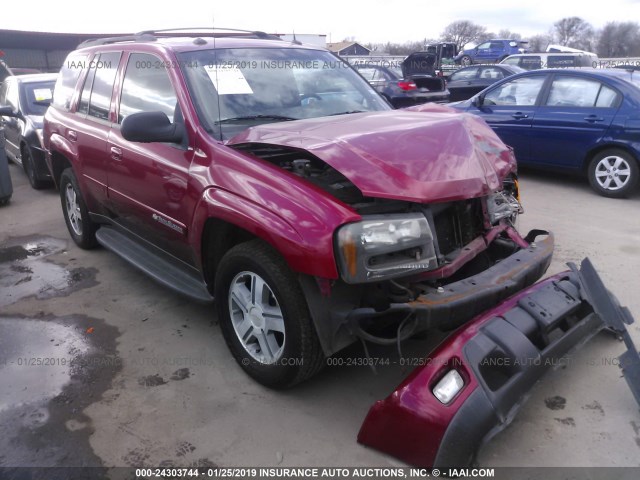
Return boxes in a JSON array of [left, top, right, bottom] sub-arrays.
[[136, 27, 282, 41], [78, 33, 157, 48]]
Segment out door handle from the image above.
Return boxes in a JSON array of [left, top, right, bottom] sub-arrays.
[[511, 112, 529, 120], [68, 130, 77, 141], [584, 115, 604, 122], [110, 146, 122, 161]]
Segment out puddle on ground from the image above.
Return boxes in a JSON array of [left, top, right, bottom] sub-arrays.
[[0, 317, 90, 412], [0, 235, 98, 307], [0, 314, 120, 469]]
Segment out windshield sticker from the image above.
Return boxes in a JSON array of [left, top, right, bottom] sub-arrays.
[[204, 65, 253, 95], [33, 88, 53, 102]]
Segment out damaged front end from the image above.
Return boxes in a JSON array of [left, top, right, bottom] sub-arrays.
[[358, 258, 640, 467]]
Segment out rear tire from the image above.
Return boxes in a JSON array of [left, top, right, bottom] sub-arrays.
[[215, 240, 324, 388], [588, 149, 639, 198], [60, 168, 98, 249]]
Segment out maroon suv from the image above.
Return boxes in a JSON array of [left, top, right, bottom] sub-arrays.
[[43, 29, 640, 467], [43, 30, 553, 389]]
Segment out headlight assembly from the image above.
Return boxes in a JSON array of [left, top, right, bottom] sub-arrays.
[[336, 213, 437, 284]]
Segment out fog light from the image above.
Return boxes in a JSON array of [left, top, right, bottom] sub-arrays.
[[433, 369, 464, 404]]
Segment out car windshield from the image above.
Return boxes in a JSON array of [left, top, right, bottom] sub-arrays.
[[178, 48, 390, 140], [23, 81, 55, 115]]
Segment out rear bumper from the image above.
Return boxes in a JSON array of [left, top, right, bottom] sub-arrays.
[[358, 259, 639, 467]]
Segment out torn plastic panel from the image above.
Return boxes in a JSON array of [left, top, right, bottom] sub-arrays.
[[358, 259, 640, 467]]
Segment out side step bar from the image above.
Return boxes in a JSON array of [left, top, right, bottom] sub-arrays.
[[95, 227, 214, 303]]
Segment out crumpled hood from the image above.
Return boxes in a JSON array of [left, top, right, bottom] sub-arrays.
[[227, 105, 516, 203]]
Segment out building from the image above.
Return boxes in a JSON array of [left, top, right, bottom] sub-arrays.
[[326, 41, 371, 56]]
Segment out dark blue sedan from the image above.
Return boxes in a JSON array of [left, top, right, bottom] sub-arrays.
[[451, 68, 640, 198]]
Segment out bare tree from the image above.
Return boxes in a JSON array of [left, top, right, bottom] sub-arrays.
[[528, 34, 553, 52], [553, 17, 595, 51], [597, 22, 640, 57], [498, 29, 522, 40], [440, 20, 487, 50]]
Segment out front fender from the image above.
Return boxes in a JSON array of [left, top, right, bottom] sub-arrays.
[[190, 188, 341, 279]]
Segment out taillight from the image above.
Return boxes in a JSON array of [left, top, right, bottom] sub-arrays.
[[397, 80, 417, 91]]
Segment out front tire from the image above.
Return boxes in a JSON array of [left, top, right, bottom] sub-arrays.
[[588, 149, 639, 198], [22, 147, 48, 190], [460, 55, 472, 66], [215, 240, 324, 388], [60, 168, 98, 249]]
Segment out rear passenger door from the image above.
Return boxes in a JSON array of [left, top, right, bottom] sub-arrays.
[[73, 51, 122, 208], [107, 53, 195, 264], [529, 74, 620, 169]]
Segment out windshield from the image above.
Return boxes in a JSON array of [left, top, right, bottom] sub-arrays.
[[178, 48, 389, 140], [22, 81, 55, 115]]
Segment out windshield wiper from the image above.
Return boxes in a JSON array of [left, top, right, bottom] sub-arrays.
[[215, 114, 298, 125], [328, 110, 364, 116]]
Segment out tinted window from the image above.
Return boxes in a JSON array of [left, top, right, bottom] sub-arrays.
[[479, 67, 505, 80], [53, 54, 87, 110], [547, 56, 577, 68], [519, 56, 542, 70], [88, 52, 121, 121], [546, 76, 618, 108], [501, 57, 520, 66], [118, 53, 177, 124], [450, 67, 479, 81], [484, 76, 546, 106], [78, 62, 97, 115]]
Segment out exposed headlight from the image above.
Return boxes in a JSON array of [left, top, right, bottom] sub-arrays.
[[336, 213, 437, 283], [433, 369, 465, 404], [487, 190, 522, 225]]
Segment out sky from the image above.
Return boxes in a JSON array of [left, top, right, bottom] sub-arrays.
[[2, 0, 640, 44]]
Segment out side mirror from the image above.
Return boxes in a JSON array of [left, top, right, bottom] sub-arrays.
[[471, 95, 484, 107], [0, 105, 18, 118], [121, 111, 184, 144]]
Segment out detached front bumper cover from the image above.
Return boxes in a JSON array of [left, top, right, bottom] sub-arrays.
[[358, 258, 640, 467]]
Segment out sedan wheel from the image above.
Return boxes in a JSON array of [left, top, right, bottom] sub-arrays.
[[588, 149, 639, 198]]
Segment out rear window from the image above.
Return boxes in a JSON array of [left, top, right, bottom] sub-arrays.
[[22, 81, 56, 115], [52, 54, 87, 110]]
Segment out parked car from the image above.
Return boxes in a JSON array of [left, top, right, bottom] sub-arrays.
[[455, 39, 529, 66], [0, 73, 57, 189], [352, 62, 449, 107], [500, 52, 597, 70], [446, 64, 524, 102], [451, 68, 640, 197], [44, 29, 554, 389]]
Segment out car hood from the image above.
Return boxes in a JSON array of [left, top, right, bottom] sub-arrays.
[[227, 106, 516, 203]]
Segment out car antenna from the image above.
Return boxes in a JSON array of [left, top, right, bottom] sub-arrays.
[[291, 31, 301, 45]]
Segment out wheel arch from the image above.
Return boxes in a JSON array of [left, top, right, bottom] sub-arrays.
[[49, 151, 73, 188], [583, 143, 640, 173], [193, 188, 341, 291]]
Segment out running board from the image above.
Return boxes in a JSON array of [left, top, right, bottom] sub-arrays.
[[95, 227, 214, 303]]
